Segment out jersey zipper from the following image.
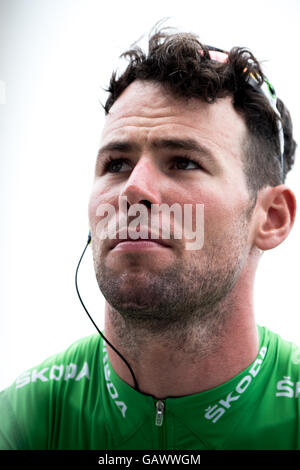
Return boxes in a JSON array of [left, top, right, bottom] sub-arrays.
[[154, 399, 167, 449], [155, 400, 165, 426]]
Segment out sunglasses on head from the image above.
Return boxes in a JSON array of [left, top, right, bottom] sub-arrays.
[[200, 46, 284, 180]]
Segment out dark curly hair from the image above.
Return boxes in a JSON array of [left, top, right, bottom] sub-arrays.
[[104, 26, 296, 197]]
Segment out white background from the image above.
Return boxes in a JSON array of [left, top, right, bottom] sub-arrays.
[[0, 0, 299, 391]]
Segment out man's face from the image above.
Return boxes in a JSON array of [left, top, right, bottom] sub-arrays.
[[88, 80, 256, 331]]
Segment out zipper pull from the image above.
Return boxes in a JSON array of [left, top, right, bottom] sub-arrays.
[[155, 400, 165, 427]]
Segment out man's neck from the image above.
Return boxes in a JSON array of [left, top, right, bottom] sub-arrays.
[[103, 296, 259, 399]]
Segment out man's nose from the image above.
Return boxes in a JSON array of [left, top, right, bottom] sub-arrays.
[[120, 156, 162, 206]]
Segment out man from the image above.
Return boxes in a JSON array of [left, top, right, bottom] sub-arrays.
[[0, 27, 299, 450]]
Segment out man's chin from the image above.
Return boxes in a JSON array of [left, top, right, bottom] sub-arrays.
[[98, 262, 161, 288], [105, 298, 183, 332], [104, 290, 158, 316], [104, 249, 175, 274]]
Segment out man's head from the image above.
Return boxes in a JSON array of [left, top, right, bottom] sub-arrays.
[[88, 27, 296, 333], [104, 28, 296, 197]]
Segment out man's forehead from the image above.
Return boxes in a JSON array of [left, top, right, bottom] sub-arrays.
[[101, 80, 248, 161], [105, 80, 212, 121]]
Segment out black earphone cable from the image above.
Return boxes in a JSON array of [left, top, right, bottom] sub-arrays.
[[75, 233, 140, 392]]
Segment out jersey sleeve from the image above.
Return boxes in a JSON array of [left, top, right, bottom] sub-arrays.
[[0, 363, 54, 449], [0, 334, 97, 450], [0, 387, 26, 449]]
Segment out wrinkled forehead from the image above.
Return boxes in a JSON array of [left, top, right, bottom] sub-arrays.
[[102, 81, 189, 133], [101, 80, 248, 154], [104, 80, 214, 119]]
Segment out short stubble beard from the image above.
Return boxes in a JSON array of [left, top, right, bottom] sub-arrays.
[[92, 203, 254, 361]]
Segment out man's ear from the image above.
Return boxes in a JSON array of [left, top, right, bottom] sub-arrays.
[[254, 185, 297, 251]]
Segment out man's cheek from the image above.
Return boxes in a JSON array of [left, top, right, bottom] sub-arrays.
[[88, 188, 117, 229]]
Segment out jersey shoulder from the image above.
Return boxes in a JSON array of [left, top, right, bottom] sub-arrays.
[[0, 333, 102, 450], [262, 325, 300, 376], [222, 326, 300, 450], [264, 327, 300, 400], [13, 333, 101, 389]]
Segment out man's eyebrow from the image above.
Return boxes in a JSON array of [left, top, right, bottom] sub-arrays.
[[97, 141, 138, 155], [151, 138, 214, 157], [97, 138, 216, 161]]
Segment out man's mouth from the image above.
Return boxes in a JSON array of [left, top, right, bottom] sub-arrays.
[[109, 228, 172, 251]]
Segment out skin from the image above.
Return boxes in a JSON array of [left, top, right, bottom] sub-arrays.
[[88, 80, 296, 399]]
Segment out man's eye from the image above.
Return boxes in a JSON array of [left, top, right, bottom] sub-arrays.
[[105, 158, 131, 173], [173, 157, 201, 170]]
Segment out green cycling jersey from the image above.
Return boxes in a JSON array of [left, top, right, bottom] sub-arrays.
[[1, 325, 300, 450]]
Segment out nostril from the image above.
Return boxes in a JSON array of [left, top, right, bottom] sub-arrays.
[[139, 200, 152, 209], [121, 198, 152, 210]]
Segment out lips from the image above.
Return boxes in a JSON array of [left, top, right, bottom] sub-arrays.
[[108, 228, 172, 250]]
